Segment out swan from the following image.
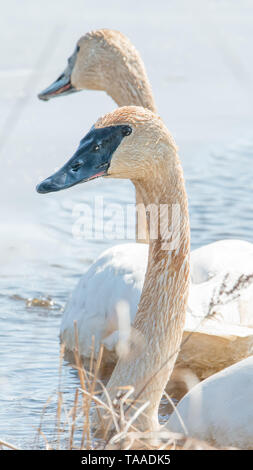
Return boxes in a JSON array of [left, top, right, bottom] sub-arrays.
[[37, 107, 253, 447], [38, 28, 156, 243], [168, 356, 253, 449], [37, 106, 191, 433], [38, 29, 253, 379]]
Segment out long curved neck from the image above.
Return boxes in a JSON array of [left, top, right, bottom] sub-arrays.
[[106, 65, 156, 114], [105, 148, 190, 431], [106, 60, 156, 244]]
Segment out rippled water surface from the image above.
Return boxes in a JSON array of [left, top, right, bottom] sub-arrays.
[[1, 0, 253, 448]]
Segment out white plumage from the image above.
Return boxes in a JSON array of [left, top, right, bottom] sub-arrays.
[[61, 239, 253, 377], [168, 355, 253, 449]]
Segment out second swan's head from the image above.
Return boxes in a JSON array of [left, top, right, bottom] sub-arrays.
[[36, 106, 177, 194], [37, 29, 153, 105]]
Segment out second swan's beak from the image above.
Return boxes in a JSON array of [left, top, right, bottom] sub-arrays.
[[38, 73, 78, 101], [38, 46, 80, 101]]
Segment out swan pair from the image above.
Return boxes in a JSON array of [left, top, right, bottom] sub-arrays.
[[38, 29, 253, 447], [37, 104, 253, 449], [39, 29, 253, 381]]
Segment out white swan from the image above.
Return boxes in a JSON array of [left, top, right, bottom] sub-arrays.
[[37, 106, 191, 433], [168, 356, 253, 449], [38, 29, 253, 380]]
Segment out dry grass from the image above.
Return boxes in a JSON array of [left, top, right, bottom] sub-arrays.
[[206, 272, 253, 318], [0, 350, 226, 451], [3, 273, 250, 451], [25, 324, 221, 451], [29, 348, 216, 450]]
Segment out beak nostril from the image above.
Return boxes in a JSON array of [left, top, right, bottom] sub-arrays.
[[71, 161, 83, 172], [56, 73, 65, 81]]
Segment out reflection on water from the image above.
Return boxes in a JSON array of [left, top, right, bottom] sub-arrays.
[[0, 138, 253, 448]]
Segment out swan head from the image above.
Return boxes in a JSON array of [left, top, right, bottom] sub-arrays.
[[38, 29, 146, 101], [36, 106, 176, 194]]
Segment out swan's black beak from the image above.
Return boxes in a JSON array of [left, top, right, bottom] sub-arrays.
[[36, 124, 132, 194], [38, 74, 78, 101], [38, 46, 80, 101]]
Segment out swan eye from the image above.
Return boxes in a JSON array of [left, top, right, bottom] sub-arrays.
[[76, 45, 80, 53], [122, 126, 132, 137], [93, 144, 100, 152]]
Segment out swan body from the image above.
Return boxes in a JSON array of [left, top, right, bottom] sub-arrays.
[[168, 356, 253, 449], [39, 29, 253, 380], [61, 239, 253, 377], [61, 243, 147, 360]]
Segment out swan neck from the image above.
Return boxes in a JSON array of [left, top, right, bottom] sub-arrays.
[[106, 149, 190, 431], [92, 30, 157, 113], [135, 185, 149, 244], [107, 70, 156, 113]]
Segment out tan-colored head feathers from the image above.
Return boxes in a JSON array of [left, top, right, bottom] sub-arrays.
[[92, 106, 179, 189], [71, 29, 156, 111], [95, 105, 156, 129]]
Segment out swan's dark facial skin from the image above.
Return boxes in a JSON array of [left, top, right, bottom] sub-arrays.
[[36, 125, 132, 194], [38, 46, 80, 101]]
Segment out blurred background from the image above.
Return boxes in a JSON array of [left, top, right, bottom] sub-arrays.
[[0, 0, 253, 448]]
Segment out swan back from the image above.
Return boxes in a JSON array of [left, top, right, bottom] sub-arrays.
[[168, 356, 253, 449]]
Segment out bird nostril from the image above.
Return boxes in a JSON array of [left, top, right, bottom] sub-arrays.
[[71, 161, 83, 172], [56, 73, 65, 82]]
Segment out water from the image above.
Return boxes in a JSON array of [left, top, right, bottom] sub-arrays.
[[1, 0, 253, 449]]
